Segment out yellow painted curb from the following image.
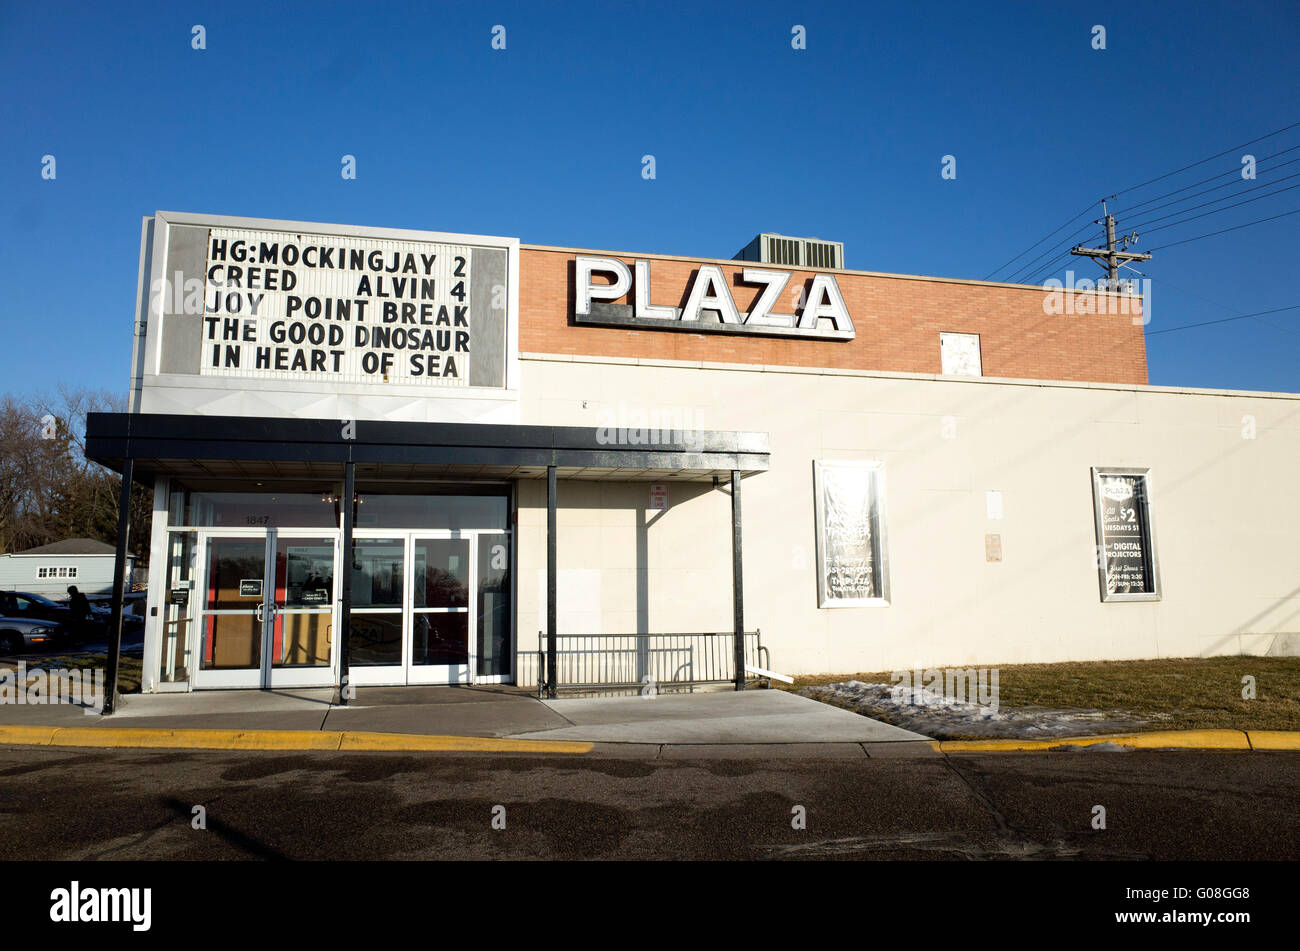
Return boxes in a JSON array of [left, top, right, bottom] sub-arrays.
[[1247, 730, 1300, 751], [339, 731, 592, 754], [48, 728, 346, 751], [0, 725, 590, 754], [935, 729, 1255, 753], [0, 726, 59, 746]]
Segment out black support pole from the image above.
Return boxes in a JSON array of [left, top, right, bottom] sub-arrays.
[[732, 469, 745, 691], [338, 461, 355, 705], [546, 464, 558, 699], [101, 457, 134, 716]]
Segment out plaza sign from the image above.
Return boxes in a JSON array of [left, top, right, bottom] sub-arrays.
[[574, 256, 855, 340]]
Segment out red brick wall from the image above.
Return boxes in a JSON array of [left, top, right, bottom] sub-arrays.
[[519, 246, 1149, 385]]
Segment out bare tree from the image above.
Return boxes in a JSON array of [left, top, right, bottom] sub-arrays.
[[0, 389, 151, 562]]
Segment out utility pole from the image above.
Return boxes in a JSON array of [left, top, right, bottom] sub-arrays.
[[1071, 198, 1152, 290]]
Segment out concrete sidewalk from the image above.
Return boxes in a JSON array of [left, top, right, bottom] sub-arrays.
[[0, 684, 931, 754], [527, 690, 928, 744]]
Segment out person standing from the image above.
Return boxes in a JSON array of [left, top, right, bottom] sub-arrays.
[[66, 585, 91, 644]]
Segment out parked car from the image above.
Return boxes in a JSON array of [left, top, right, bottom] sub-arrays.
[[84, 593, 147, 633], [0, 616, 65, 655], [0, 591, 105, 641]]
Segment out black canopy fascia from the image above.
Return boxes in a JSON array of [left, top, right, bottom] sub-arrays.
[[84, 412, 770, 482]]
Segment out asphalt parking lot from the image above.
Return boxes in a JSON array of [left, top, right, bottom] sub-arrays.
[[0, 745, 1295, 861]]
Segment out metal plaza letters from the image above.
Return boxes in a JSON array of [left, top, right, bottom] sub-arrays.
[[573, 256, 855, 340]]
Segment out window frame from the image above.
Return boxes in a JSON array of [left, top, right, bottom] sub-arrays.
[[1090, 466, 1162, 603], [940, 331, 983, 376], [812, 459, 892, 608]]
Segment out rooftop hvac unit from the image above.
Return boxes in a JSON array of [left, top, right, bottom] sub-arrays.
[[734, 233, 844, 270]]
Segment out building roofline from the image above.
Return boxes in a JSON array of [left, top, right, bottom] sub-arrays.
[[519, 243, 1141, 298], [2, 552, 124, 558]]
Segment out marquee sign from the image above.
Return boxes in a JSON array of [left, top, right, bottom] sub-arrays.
[[139, 212, 517, 423], [574, 256, 855, 340], [200, 228, 478, 385]]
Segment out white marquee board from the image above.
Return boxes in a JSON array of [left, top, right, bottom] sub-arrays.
[[132, 211, 520, 424]]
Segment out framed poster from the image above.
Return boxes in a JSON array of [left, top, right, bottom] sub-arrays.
[[1091, 467, 1161, 602], [813, 460, 891, 607]]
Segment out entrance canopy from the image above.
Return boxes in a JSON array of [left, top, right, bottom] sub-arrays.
[[84, 412, 769, 711], [85, 412, 770, 483]]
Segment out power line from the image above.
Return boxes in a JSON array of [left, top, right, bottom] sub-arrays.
[[1120, 143, 1300, 216], [1147, 207, 1300, 251], [1122, 171, 1300, 232], [1112, 120, 1300, 197], [984, 202, 1097, 280], [1138, 185, 1300, 240], [1143, 274, 1300, 341], [1021, 248, 1086, 284], [1017, 242, 1094, 285], [1018, 205, 1299, 282], [1019, 190, 1300, 282], [1147, 304, 1300, 336], [1010, 146, 1298, 282], [1004, 225, 1102, 283], [989, 121, 1300, 284]]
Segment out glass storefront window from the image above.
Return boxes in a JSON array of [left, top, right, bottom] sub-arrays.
[[349, 614, 402, 667], [201, 537, 266, 671], [411, 538, 471, 668], [168, 482, 339, 528], [159, 532, 196, 683], [354, 492, 507, 531], [167, 481, 508, 531], [350, 538, 404, 666], [273, 537, 335, 668], [477, 533, 511, 677], [413, 539, 469, 609], [158, 479, 513, 683]]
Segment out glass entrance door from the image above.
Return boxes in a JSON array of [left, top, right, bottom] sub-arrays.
[[269, 533, 338, 687], [409, 536, 471, 684], [347, 536, 406, 685], [194, 530, 338, 689], [195, 534, 266, 688]]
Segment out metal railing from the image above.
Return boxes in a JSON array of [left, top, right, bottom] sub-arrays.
[[531, 631, 767, 696]]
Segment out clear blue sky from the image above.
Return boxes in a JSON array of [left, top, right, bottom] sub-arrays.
[[2, 0, 1297, 395]]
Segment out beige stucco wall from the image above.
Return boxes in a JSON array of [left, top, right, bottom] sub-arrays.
[[515, 354, 1300, 676]]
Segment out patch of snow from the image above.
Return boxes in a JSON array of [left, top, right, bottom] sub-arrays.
[[799, 680, 1150, 739]]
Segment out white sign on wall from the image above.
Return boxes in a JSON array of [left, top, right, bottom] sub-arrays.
[[573, 256, 855, 341], [201, 228, 474, 385], [940, 332, 982, 376], [648, 483, 669, 511]]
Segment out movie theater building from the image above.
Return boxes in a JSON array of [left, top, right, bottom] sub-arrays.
[[85, 211, 1300, 702]]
